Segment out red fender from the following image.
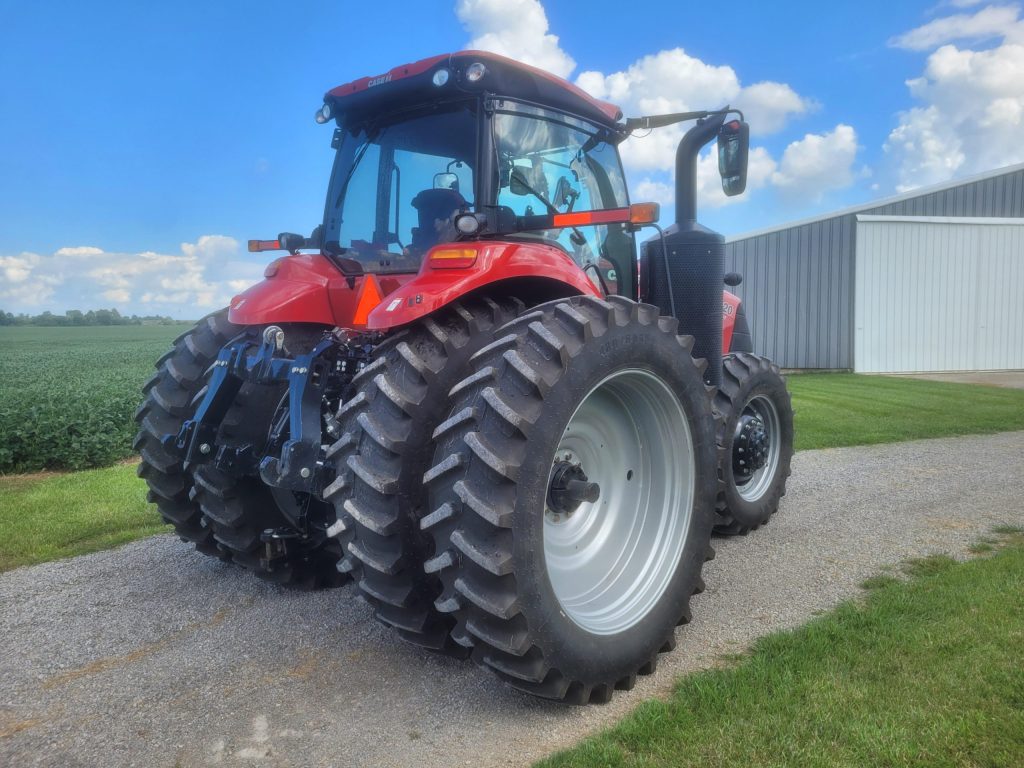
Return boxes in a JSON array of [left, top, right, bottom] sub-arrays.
[[229, 250, 744, 347], [722, 290, 740, 353], [227, 253, 414, 328], [365, 240, 600, 330]]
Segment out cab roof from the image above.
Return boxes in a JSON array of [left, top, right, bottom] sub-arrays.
[[324, 50, 623, 129]]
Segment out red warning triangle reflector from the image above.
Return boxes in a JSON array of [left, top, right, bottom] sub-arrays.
[[352, 274, 384, 327]]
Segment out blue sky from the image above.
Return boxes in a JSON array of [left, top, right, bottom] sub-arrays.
[[2, 0, 1022, 317]]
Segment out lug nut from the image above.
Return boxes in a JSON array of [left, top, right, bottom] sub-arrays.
[[199, 443, 211, 455], [300, 467, 311, 479]]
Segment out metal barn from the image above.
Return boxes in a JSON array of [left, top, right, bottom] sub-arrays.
[[723, 162, 1024, 372]]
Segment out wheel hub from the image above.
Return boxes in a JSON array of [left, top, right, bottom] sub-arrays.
[[733, 413, 769, 482], [546, 458, 600, 521]]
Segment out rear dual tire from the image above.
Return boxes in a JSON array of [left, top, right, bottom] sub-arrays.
[[325, 296, 522, 654], [135, 310, 238, 557], [137, 314, 343, 588], [424, 296, 719, 703], [713, 352, 794, 535]]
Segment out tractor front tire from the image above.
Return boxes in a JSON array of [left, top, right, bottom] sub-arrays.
[[135, 310, 238, 556], [326, 296, 522, 655], [424, 296, 718, 703], [713, 352, 794, 535]]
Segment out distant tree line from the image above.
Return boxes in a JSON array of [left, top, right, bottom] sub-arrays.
[[0, 308, 185, 326]]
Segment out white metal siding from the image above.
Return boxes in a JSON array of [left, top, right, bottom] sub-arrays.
[[854, 217, 1024, 373], [724, 164, 1024, 370]]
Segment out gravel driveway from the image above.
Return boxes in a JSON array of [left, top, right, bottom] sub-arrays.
[[2, 431, 1023, 768]]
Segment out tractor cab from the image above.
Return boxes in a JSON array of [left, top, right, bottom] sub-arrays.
[[313, 51, 638, 297]]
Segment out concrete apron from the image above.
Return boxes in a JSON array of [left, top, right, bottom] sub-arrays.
[[890, 370, 1024, 389]]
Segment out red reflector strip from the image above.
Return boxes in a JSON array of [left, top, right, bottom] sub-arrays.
[[551, 208, 631, 228]]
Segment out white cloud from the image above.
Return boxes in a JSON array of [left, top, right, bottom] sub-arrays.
[[0, 253, 62, 306], [574, 46, 849, 210], [102, 289, 131, 303], [885, 6, 1024, 190], [0, 236, 268, 318], [180, 234, 238, 260], [740, 82, 819, 134], [456, 0, 575, 78], [54, 246, 104, 257], [889, 4, 1022, 50], [1, 254, 35, 283], [632, 179, 675, 212], [772, 124, 860, 200]]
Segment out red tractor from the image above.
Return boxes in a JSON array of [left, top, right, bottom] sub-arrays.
[[136, 51, 793, 703]]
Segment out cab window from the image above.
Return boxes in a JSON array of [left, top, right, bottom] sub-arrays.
[[323, 102, 477, 273], [491, 102, 634, 296]]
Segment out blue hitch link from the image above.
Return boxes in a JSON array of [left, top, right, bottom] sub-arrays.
[[163, 329, 338, 496], [257, 337, 338, 495], [162, 341, 249, 469]]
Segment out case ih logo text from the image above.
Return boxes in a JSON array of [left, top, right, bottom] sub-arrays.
[[368, 74, 392, 87]]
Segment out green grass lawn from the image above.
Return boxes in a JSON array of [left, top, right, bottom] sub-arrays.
[[539, 534, 1024, 768], [789, 373, 1024, 451], [0, 462, 168, 572]]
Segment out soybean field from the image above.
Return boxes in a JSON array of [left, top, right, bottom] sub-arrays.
[[0, 325, 190, 473]]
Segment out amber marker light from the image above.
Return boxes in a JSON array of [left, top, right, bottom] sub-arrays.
[[428, 247, 478, 269], [629, 202, 661, 225]]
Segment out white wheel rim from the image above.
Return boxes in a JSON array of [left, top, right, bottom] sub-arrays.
[[543, 369, 695, 636]]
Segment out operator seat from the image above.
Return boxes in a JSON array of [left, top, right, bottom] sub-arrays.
[[410, 188, 468, 253]]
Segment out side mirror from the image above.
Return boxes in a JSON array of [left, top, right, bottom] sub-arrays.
[[433, 172, 459, 192], [553, 176, 579, 209], [509, 168, 531, 196], [717, 119, 750, 197]]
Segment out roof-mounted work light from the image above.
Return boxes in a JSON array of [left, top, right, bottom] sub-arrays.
[[314, 103, 333, 124]]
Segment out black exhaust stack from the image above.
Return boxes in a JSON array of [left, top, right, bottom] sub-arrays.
[[641, 113, 727, 387]]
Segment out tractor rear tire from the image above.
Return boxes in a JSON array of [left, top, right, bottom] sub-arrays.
[[713, 353, 794, 536], [191, 325, 345, 589], [325, 296, 522, 654], [424, 296, 718, 703], [135, 310, 238, 556]]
